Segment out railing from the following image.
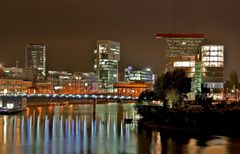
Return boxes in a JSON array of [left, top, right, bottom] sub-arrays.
[[0, 93, 138, 100]]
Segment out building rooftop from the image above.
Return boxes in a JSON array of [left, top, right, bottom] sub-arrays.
[[156, 33, 205, 39]]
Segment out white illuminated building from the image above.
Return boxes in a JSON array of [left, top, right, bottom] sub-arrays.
[[201, 45, 224, 100]]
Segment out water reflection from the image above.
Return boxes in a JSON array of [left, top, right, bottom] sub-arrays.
[[0, 103, 239, 154], [0, 104, 137, 154]]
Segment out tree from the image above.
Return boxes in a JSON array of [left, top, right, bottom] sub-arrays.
[[196, 83, 212, 111], [166, 89, 180, 108], [224, 70, 239, 96], [224, 80, 231, 94], [229, 70, 239, 89], [138, 89, 155, 103], [154, 69, 192, 108]]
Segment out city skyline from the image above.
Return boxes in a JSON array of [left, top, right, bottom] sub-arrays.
[[0, 1, 240, 78]]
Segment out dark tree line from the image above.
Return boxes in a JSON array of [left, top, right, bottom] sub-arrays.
[[138, 69, 192, 108]]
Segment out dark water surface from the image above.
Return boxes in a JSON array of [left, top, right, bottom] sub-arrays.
[[0, 103, 240, 154]]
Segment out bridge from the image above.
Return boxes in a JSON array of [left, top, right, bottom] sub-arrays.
[[0, 93, 138, 101]]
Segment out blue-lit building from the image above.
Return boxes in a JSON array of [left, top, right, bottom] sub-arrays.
[[124, 66, 154, 83]]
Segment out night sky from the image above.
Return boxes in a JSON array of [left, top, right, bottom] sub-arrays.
[[0, 0, 240, 79]]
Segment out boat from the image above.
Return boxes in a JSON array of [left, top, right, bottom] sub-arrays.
[[0, 96, 27, 114]]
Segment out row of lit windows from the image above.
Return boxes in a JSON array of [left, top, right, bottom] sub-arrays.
[[202, 51, 223, 57], [100, 66, 117, 69], [203, 82, 224, 89], [202, 57, 223, 62], [168, 46, 199, 50], [126, 74, 152, 78], [99, 59, 118, 63], [167, 39, 203, 43], [202, 46, 223, 51], [174, 61, 195, 67], [202, 62, 223, 67]]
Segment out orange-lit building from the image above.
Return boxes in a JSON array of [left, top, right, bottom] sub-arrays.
[[0, 79, 32, 94], [113, 82, 152, 97]]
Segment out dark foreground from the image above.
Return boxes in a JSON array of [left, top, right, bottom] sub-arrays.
[[0, 103, 240, 154]]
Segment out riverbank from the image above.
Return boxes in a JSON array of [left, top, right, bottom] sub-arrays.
[[142, 120, 240, 136], [136, 105, 240, 136]]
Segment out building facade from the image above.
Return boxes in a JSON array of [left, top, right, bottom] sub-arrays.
[[25, 44, 46, 81], [156, 33, 207, 100], [0, 79, 32, 94], [156, 34, 224, 100], [72, 72, 99, 94], [124, 66, 154, 83], [113, 82, 151, 97], [47, 71, 73, 93], [94, 40, 120, 92], [201, 45, 224, 100]]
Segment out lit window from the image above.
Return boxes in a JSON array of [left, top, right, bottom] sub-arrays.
[[174, 61, 195, 67]]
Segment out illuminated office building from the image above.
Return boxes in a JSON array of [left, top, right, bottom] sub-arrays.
[[94, 40, 120, 92], [156, 33, 207, 99], [25, 44, 46, 81], [124, 66, 154, 83], [0, 66, 33, 94], [73, 72, 99, 93], [156, 33, 206, 72], [201, 45, 224, 100], [47, 71, 73, 92], [156, 34, 225, 100]]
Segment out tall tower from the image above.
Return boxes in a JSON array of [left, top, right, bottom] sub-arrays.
[[94, 40, 120, 92], [25, 44, 46, 81]]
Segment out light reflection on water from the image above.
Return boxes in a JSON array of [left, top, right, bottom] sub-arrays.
[[0, 103, 239, 154]]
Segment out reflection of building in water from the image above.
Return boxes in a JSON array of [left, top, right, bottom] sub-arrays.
[[0, 105, 231, 153]]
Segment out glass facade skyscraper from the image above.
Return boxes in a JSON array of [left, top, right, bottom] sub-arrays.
[[94, 40, 120, 92], [25, 44, 46, 81]]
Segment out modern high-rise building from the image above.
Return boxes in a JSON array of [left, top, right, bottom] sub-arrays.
[[156, 33, 207, 99], [201, 45, 224, 99], [156, 33, 224, 100], [156, 33, 206, 72], [25, 44, 46, 81], [94, 40, 120, 92]]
